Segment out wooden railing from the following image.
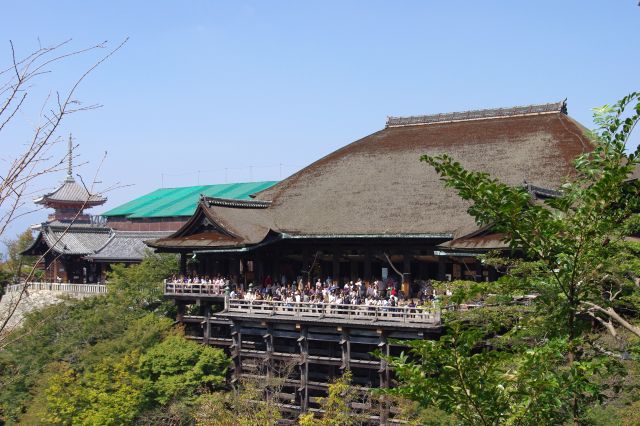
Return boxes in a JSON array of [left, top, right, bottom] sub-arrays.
[[5, 282, 108, 294], [163, 283, 441, 324], [164, 281, 226, 296], [225, 299, 441, 324]]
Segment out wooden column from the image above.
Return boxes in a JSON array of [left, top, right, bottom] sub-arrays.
[[206, 256, 213, 277], [229, 258, 239, 283], [403, 252, 412, 298], [339, 328, 351, 372], [231, 321, 242, 384], [302, 248, 310, 281], [256, 257, 264, 285], [419, 260, 427, 281], [180, 254, 187, 276], [297, 325, 309, 412], [350, 259, 358, 281], [437, 256, 446, 281], [263, 323, 274, 381], [475, 261, 483, 282], [202, 303, 211, 345], [378, 331, 390, 424], [488, 266, 498, 282], [332, 251, 340, 284], [176, 301, 186, 322], [364, 251, 372, 282], [241, 258, 248, 290], [272, 256, 280, 282]]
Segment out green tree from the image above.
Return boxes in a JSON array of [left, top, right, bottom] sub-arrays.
[[138, 333, 229, 405], [107, 251, 178, 313], [387, 93, 640, 425], [195, 378, 283, 426], [2, 228, 37, 281], [0, 251, 180, 424], [43, 353, 148, 426], [299, 371, 369, 426]]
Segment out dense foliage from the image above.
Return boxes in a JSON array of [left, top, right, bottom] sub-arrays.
[[0, 252, 229, 425], [386, 94, 640, 425], [0, 229, 40, 295]]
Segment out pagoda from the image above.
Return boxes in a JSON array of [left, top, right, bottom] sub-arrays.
[[22, 137, 112, 283], [34, 136, 107, 223]]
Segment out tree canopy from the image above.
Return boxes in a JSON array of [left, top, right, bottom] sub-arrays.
[[387, 93, 640, 425]]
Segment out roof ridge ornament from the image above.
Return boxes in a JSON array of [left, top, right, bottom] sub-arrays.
[[385, 100, 568, 128], [202, 196, 272, 209], [66, 134, 74, 182]]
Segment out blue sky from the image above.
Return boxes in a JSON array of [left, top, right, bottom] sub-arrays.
[[1, 1, 639, 243]]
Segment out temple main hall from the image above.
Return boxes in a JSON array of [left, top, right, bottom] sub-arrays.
[[151, 101, 590, 295]]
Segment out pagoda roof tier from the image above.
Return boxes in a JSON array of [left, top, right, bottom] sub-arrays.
[[34, 176, 106, 207]]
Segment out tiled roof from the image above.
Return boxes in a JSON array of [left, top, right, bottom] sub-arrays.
[[23, 224, 171, 261], [39, 224, 112, 255], [86, 231, 172, 262], [101, 181, 278, 219], [34, 177, 106, 206]]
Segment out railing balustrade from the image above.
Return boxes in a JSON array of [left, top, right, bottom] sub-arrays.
[[226, 299, 440, 324], [163, 281, 225, 296], [163, 282, 441, 324], [5, 282, 108, 294]]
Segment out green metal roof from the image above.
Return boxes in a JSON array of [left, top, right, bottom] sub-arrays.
[[101, 181, 278, 219]]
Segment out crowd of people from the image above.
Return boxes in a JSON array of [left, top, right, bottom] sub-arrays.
[[167, 274, 438, 308]]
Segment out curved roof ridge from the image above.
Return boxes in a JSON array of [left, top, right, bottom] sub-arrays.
[[202, 196, 271, 209], [386, 100, 567, 128]]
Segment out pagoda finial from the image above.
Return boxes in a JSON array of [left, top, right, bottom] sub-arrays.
[[66, 134, 74, 182]]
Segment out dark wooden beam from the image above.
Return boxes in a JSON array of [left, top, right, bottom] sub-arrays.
[[298, 325, 309, 412]]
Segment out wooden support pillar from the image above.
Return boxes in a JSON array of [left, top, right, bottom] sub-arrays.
[[488, 266, 498, 282], [241, 258, 248, 291], [301, 248, 310, 282], [230, 321, 242, 384], [256, 257, 264, 285], [475, 261, 483, 282], [176, 301, 186, 322], [263, 323, 274, 380], [180, 254, 187, 276], [272, 256, 280, 281], [350, 259, 357, 281], [339, 328, 350, 372], [419, 260, 427, 281], [206, 256, 213, 276], [202, 303, 211, 345], [403, 252, 412, 298], [229, 258, 239, 284], [332, 251, 340, 284], [364, 251, 372, 282], [437, 256, 446, 281], [297, 325, 309, 412], [378, 331, 390, 424]]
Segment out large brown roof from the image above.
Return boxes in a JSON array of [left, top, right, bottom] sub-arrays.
[[154, 102, 592, 250], [255, 104, 590, 238]]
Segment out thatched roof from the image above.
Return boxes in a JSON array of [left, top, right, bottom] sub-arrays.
[[153, 101, 592, 250]]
